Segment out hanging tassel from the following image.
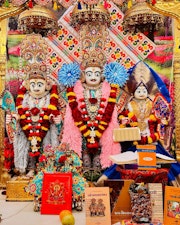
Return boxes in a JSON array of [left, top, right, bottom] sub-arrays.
[[28, 0, 33, 8], [4, 0, 9, 7], [104, 0, 108, 9], [78, 1, 82, 9], [53, 0, 58, 11], [127, 0, 132, 9]]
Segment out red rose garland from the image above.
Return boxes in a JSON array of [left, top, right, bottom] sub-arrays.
[[16, 84, 59, 157], [67, 84, 118, 151]]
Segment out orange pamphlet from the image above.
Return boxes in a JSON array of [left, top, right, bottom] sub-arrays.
[[137, 145, 157, 170], [164, 185, 180, 225], [85, 187, 111, 225]]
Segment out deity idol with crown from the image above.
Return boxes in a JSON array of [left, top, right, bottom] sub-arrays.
[[119, 61, 172, 149], [13, 67, 62, 176], [7, 34, 64, 177], [58, 50, 129, 180]]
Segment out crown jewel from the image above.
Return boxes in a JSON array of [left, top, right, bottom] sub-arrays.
[[20, 33, 49, 80], [81, 49, 106, 69]]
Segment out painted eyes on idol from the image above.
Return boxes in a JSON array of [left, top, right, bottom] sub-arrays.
[[135, 87, 147, 95], [30, 82, 45, 89], [85, 71, 101, 78]]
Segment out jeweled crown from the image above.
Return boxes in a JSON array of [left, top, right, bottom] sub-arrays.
[[81, 49, 106, 69], [20, 33, 48, 80]]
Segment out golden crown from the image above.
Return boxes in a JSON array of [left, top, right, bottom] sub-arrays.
[[25, 63, 47, 80], [20, 33, 49, 80], [81, 49, 106, 69], [71, 2, 110, 28]]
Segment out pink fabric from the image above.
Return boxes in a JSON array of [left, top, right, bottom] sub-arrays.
[[62, 80, 121, 168]]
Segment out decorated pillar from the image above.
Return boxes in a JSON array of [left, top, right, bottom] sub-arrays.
[[0, 19, 7, 187], [147, 1, 180, 161], [0, 5, 26, 187]]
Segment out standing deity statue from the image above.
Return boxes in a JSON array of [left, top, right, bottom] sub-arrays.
[[58, 52, 129, 181], [6, 34, 64, 177]]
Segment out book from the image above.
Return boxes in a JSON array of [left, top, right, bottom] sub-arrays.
[[109, 149, 176, 165], [148, 183, 164, 224], [85, 187, 111, 225], [137, 144, 157, 170], [41, 172, 72, 215], [104, 179, 134, 224], [164, 185, 180, 225], [113, 127, 141, 142]]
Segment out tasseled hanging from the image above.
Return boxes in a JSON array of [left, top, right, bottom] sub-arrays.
[[127, 0, 132, 9], [28, 0, 33, 8], [4, 0, 9, 7], [53, 0, 58, 11], [104, 0, 108, 9], [78, 1, 82, 9]]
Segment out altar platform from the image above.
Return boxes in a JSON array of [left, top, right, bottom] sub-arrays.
[[0, 190, 85, 225]]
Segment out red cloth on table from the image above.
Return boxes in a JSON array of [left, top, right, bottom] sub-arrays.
[[116, 167, 169, 189]]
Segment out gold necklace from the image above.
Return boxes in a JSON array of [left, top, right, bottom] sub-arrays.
[[83, 85, 102, 121]]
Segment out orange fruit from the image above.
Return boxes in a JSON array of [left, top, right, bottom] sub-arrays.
[[59, 210, 72, 221], [61, 214, 75, 225]]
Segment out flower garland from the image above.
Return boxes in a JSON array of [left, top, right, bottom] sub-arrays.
[[119, 109, 160, 145], [16, 84, 59, 157], [66, 84, 118, 151]]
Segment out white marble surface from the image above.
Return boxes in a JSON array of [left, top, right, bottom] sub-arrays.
[[0, 190, 85, 225]]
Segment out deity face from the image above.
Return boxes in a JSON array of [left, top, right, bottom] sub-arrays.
[[84, 66, 102, 87], [134, 83, 148, 100], [29, 78, 46, 98]]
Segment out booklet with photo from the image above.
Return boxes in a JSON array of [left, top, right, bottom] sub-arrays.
[[85, 187, 111, 225], [164, 185, 180, 225]]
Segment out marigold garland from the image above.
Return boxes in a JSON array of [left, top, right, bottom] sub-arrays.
[[67, 84, 118, 151], [16, 84, 59, 157]]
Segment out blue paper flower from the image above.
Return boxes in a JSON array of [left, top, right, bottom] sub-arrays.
[[58, 63, 80, 87], [103, 62, 129, 87]]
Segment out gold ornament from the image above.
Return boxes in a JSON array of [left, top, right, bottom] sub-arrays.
[[18, 5, 58, 37]]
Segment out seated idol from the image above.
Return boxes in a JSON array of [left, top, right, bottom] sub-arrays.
[[7, 69, 62, 176], [120, 81, 159, 145], [58, 53, 128, 180]]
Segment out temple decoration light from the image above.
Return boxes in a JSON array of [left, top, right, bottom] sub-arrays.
[[123, 0, 163, 41]]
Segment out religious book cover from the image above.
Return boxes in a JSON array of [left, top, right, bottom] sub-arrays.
[[85, 187, 111, 225], [104, 179, 134, 224], [148, 183, 164, 224], [164, 185, 180, 225], [41, 172, 72, 215]]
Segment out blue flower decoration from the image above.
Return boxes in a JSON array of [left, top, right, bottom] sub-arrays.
[[58, 62, 80, 87], [103, 62, 129, 87]]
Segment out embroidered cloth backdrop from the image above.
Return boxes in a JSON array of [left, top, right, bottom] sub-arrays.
[[45, 1, 155, 79]]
